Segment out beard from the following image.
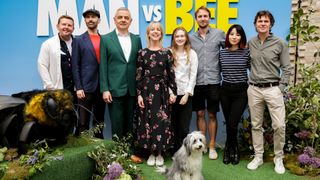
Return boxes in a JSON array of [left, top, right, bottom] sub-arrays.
[[86, 22, 98, 30], [87, 26, 98, 31], [198, 22, 209, 29]]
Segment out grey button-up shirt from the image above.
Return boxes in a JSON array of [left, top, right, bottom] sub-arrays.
[[248, 35, 291, 86], [190, 28, 225, 85]]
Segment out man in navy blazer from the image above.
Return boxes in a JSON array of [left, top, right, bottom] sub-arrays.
[[72, 9, 105, 138]]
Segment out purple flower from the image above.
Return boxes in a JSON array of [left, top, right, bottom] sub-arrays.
[[284, 92, 297, 102], [297, 153, 311, 165], [33, 150, 39, 157], [294, 130, 311, 140], [26, 156, 38, 165], [309, 157, 320, 168], [103, 162, 123, 180], [303, 146, 315, 157], [104, 174, 112, 180]]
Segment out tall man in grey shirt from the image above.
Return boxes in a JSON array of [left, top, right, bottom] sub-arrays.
[[246, 10, 291, 174], [189, 6, 225, 160]]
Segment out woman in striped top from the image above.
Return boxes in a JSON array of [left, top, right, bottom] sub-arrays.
[[219, 24, 250, 165], [170, 27, 198, 153]]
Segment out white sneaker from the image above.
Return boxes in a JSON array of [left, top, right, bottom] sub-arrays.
[[155, 155, 164, 166], [247, 157, 263, 170], [209, 148, 218, 160], [274, 157, 285, 174], [147, 154, 156, 166]]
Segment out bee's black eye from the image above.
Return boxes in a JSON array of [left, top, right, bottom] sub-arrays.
[[46, 97, 58, 119]]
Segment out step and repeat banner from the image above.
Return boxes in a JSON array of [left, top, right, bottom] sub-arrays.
[[0, 0, 291, 95]]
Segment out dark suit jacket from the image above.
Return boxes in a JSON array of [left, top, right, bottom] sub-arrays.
[[99, 30, 142, 97], [72, 32, 100, 93]]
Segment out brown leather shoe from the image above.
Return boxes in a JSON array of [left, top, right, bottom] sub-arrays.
[[130, 155, 143, 164]]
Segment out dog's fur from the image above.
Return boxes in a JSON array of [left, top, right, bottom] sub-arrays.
[[158, 131, 206, 180]]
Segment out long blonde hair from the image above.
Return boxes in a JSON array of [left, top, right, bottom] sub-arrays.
[[170, 27, 191, 66], [146, 21, 164, 47]]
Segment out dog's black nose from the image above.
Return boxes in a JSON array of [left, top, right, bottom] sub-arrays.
[[199, 145, 202, 148]]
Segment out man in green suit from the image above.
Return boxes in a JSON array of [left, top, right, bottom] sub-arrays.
[[100, 7, 142, 139]]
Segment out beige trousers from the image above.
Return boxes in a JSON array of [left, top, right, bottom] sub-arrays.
[[247, 85, 286, 158]]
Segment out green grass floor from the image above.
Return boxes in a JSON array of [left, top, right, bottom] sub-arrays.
[[138, 148, 315, 180]]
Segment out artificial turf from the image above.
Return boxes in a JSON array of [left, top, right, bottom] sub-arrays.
[[4, 141, 314, 180], [138, 148, 310, 180]]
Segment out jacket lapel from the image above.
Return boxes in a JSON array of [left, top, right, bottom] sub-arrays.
[[83, 32, 97, 60], [127, 33, 136, 63], [111, 30, 126, 62]]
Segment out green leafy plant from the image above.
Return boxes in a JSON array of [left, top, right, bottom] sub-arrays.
[[283, 0, 320, 176], [0, 147, 8, 162], [0, 162, 8, 179], [88, 134, 141, 180], [20, 140, 64, 177], [1, 140, 64, 179], [80, 123, 105, 138], [285, 63, 320, 154], [288, 0, 320, 85], [289, 8, 320, 58], [286, 0, 320, 155]]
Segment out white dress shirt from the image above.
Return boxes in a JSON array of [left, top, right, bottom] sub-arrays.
[[65, 38, 72, 56], [116, 29, 131, 62], [174, 49, 198, 96]]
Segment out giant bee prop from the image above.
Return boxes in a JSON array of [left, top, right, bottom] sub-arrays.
[[0, 90, 76, 152]]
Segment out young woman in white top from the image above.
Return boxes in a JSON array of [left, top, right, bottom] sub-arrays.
[[170, 27, 198, 153]]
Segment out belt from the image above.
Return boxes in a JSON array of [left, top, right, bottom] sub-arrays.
[[222, 82, 248, 88], [249, 82, 279, 88]]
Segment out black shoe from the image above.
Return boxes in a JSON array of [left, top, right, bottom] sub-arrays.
[[231, 146, 240, 165], [223, 144, 230, 164]]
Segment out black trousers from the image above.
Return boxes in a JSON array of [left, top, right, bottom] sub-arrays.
[[172, 95, 193, 152], [220, 83, 248, 147], [77, 88, 106, 138]]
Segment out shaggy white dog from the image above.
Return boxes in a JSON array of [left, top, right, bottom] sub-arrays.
[[158, 131, 206, 180]]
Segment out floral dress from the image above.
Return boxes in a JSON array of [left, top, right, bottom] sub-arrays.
[[136, 48, 177, 151]]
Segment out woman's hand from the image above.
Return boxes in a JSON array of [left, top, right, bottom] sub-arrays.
[[169, 94, 176, 104], [138, 95, 145, 108], [179, 94, 189, 105]]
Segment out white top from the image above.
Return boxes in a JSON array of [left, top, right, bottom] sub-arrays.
[[173, 49, 198, 96], [65, 38, 72, 56], [116, 29, 131, 62]]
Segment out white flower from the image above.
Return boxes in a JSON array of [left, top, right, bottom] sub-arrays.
[[111, 154, 117, 158]]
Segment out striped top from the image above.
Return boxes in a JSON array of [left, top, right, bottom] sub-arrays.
[[219, 48, 250, 83]]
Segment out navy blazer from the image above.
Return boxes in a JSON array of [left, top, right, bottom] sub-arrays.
[[72, 32, 100, 93]]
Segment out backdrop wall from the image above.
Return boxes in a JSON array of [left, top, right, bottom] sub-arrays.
[[0, 0, 291, 95]]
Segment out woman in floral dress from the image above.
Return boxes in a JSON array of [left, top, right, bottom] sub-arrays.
[[136, 21, 177, 166]]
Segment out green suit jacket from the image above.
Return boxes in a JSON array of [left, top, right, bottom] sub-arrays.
[[100, 30, 142, 97]]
